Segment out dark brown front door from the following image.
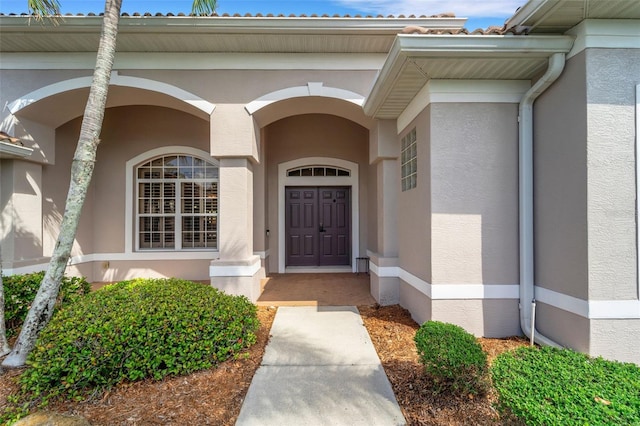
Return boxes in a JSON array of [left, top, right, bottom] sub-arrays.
[[286, 186, 351, 267]]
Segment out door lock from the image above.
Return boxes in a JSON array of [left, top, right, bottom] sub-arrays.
[[319, 222, 325, 232]]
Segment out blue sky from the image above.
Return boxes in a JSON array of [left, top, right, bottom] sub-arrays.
[[0, 0, 524, 29]]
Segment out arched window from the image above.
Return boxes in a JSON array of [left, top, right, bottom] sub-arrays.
[[136, 154, 218, 250], [286, 165, 351, 177]]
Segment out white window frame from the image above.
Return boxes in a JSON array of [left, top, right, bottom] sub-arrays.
[[125, 146, 219, 254]]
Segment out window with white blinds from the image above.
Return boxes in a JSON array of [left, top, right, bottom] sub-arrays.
[[136, 154, 218, 250]]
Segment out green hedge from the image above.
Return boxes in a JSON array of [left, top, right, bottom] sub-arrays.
[[414, 320, 488, 395], [2, 271, 91, 337], [17, 278, 259, 402], [492, 346, 640, 425]]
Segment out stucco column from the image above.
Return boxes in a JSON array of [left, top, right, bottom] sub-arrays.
[[209, 105, 264, 301], [369, 119, 400, 305]]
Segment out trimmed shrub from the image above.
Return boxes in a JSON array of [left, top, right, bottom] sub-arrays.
[[492, 346, 640, 425], [2, 271, 91, 337], [17, 278, 259, 403], [414, 320, 488, 395]]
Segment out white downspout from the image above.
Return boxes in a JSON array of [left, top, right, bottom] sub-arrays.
[[519, 52, 565, 347]]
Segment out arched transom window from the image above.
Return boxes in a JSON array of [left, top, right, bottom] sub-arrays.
[[287, 165, 350, 177], [136, 154, 218, 250]]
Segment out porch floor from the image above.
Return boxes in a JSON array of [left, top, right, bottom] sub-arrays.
[[256, 273, 376, 306]]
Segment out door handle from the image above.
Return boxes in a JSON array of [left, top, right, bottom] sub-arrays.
[[319, 223, 325, 233]]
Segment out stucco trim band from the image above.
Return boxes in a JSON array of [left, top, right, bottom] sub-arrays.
[[4, 251, 220, 275], [245, 82, 365, 114], [536, 287, 640, 320], [369, 262, 519, 300], [8, 71, 215, 119], [371, 261, 640, 319], [209, 256, 262, 277]]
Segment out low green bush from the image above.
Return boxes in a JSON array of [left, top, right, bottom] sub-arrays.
[[414, 320, 488, 395], [492, 346, 640, 425], [2, 271, 91, 337], [17, 278, 259, 403]]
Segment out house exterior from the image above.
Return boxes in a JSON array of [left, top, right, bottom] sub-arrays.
[[1, 0, 639, 364]]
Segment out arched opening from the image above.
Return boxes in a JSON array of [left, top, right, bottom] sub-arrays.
[[246, 87, 372, 274]]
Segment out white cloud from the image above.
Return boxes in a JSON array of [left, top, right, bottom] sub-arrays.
[[332, 0, 524, 18]]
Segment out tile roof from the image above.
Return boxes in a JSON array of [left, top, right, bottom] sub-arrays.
[[0, 131, 23, 146], [0, 12, 455, 19], [401, 25, 528, 35], [0, 12, 516, 34]]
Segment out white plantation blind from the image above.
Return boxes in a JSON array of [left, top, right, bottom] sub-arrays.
[[136, 154, 218, 250]]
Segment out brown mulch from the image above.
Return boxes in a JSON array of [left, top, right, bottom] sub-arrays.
[[1, 304, 528, 425], [359, 305, 528, 425]]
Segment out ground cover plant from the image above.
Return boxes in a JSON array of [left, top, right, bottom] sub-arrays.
[[2, 271, 90, 337], [492, 346, 640, 425], [414, 320, 489, 396], [1, 278, 259, 423]]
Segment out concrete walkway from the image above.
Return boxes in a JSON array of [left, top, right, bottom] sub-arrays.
[[236, 306, 406, 425]]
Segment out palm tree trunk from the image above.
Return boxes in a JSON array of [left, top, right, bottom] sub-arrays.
[[1, 0, 123, 368]]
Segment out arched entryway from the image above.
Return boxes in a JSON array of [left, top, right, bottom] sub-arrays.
[[246, 84, 373, 276]]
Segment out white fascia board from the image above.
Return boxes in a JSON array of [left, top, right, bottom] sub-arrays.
[[0, 141, 33, 158], [395, 34, 575, 56], [566, 20, 640, 59], [397, 79, 531, 132], [0, 15, 466, 33], [363, 37, 407, 117], [504, 0, 555, 30], [0, 52, 387, 71]]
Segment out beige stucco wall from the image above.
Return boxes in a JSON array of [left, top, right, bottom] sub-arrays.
[[534, 47, 640, 363], [367, 163, 378, 253], [1, 160, 44, 264], [430, 102, 519, 285], [534, 51, 589, 300], [397, 107, 432, 283], [585, 48, 640, 301], [264, 113, 369, 272], [3, 66, 378, 283], [52, 105, 210, 254], [122, 69, 377, 105], [43, 105, 211, 281], [396, 102, 519, 287], [395, 101, 520, 336]]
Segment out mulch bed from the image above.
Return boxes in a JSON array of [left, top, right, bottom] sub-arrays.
[[1, 304, 528, 425]]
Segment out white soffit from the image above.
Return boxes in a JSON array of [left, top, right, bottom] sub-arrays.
[[364, 34, 574, 120], [506, 0, 640, 33]]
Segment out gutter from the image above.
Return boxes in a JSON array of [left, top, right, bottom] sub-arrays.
[[518, 52, 566, 347]]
